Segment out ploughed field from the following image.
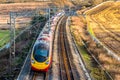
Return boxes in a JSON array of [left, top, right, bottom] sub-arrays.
[[85, 1, 120, 57], [0, 2, 50, 29]]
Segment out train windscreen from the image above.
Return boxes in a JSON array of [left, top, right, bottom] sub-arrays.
[[33, 43, 49, 62]]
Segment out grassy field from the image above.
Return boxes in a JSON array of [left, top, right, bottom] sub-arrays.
[[0, 30, 9, 39], [0, 29, 21, 48], [0, 30, 10, 47]]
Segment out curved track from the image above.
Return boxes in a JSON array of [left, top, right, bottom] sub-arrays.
[[57, 16, 74, 80], [56, 16, 86, 80]]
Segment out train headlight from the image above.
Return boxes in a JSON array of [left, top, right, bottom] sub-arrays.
[[45, 60, 49, 65], [31, 59, 35, 64]]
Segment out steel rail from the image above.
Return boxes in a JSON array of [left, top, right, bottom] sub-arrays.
[[57, 16, 75, 80]]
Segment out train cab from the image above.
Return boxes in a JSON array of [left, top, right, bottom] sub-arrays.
[[31, 43, 51, 72]]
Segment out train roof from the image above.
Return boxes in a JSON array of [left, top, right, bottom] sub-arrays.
[[38, 37, 49, 41], [34, 43, 49, 49], [34, 40, 49, 47]]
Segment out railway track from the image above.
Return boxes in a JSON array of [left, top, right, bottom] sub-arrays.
[[32, 72, 46, 80], [50, 15, 88, 80], [58, 16, 73, 80], [57, 16, 81, 80]]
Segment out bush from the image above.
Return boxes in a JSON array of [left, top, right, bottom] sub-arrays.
[[31, 15, 46, 25]]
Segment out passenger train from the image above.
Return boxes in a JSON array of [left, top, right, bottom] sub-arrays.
[[31, 11, 64, 72]]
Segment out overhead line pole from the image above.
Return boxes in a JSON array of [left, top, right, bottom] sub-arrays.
[[9, 12, 16, 74], [10, 12, 16, 58], [13, 14, 16, 58], [9, 12, 12, 74]]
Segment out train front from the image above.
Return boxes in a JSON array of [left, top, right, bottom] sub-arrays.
[[31, 42, 51, 72]]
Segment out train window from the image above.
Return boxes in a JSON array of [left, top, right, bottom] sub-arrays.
[[39, 38, 49, 41], [33, 43, 49, 62], [43, 31, 49, 34]]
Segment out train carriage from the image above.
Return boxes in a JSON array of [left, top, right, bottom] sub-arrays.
[[31, 11, 64, 72]]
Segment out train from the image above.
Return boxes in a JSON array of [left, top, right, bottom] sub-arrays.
[[31, 11, 64, 72]]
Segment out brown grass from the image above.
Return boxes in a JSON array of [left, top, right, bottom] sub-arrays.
[[51, 0, 73, 7], [85, 1, 120, 56], [70, 15, 109, 79], [84, 1, 120, 80], [71, 14, 120, 79]]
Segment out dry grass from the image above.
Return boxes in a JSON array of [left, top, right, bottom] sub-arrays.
[[70, 16, 108, 80], [51, 0, 73, 8], [85, 1, 120, 56], [71, 14, 120, 79], [84, 1, 120, 80]]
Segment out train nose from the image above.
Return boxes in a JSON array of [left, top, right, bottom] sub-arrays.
[[31, 63, 50, 72]]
